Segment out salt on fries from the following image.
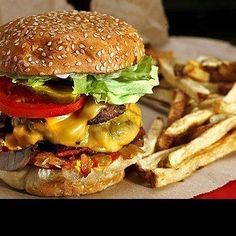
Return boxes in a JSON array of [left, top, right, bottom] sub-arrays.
[[137, 52, 236, 187]]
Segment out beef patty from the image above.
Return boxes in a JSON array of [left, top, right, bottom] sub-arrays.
[[88, 104, 126, 125]]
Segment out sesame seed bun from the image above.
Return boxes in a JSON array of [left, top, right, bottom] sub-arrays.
[[0, 10, 145, 76]]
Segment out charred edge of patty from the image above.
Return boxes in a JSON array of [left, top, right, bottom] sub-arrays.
[[87, 104, 126, 125]]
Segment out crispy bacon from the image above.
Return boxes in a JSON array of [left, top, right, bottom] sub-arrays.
[[56, 147, 96, 157]]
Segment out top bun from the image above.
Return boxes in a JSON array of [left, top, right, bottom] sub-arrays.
[[0, 10, 145, 76]]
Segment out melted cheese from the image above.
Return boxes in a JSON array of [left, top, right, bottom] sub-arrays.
[[6, 99, 142, 152]]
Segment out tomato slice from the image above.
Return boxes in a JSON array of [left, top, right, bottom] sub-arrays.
[[0, 77, 86, 118]]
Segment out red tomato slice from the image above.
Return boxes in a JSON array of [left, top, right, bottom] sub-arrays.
[[0, 77, 86, 118]]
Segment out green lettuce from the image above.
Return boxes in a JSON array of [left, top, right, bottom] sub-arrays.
[[7, 56, 159, 104]]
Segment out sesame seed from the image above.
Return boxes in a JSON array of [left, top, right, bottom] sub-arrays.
[[80, 48, 85, 54], [22, 43, 27, 49], [110, 52, 114, 58], [76, 61, 82, 66], [90, 46, 93, 50], [107, 35, 112, 39], [25, 68, 30, 72], [31, 45, 37, 51], [87, 58, 92, 63], [61, 54, 67, 58], [64, 63, 70, 67], [95, 65, 100, 71], [48, 55, 53, 59], [71, 44, 75, 50], [58, 40, 63, 44], [84, 33, 88, 38], [58, 46, 63, 51], [40, 32, 44, 36], [65, 35, 71, 41], [28, 57, 32, 62], [13, 56, 17, 62], [6, 50, 10, 56], [75, 50, 80, 55], [24, 62, 29, 67], [79, 44, 85, 49], [38, 48, 43, 51], [47, 41, 52, 46], [57, 55, 62, 60], [40, 72, 45, 75], [97, 51, 102, 57], [48, 62, 53, 67]]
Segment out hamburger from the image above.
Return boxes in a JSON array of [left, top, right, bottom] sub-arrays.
[[0, 10, 158, 196]]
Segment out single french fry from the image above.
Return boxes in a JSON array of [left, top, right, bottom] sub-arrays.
[[139, 97, 169, 115], [142, 117, 164, 156], [199, 82, 220, 93], [198, 94, 222, 109], [223, 82, 236, 103], [146, 87, 174, 105], [156, 132, 174, 150], [168, 116, 236, 168], [167, 90, 187, 126], [213, 100, 236, 115], [209, 113, 229, 124], [150, 130, 236, 188], [165, 109, 213, 137]]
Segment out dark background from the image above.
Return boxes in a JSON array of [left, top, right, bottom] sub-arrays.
[[68, 0, 236, 45]]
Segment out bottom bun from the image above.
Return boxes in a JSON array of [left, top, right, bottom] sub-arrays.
[[0, 155, 141, 197]]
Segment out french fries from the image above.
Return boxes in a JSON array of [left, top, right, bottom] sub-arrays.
[[137, 54, 236, 188], [168, 116, 236, 168], [150, 130, 236, 187], [183, 60, 209, 82], [159, 59, 210, 103]]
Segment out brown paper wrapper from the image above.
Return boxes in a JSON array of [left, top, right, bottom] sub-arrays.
[[0, 0, 74, 25], [91, 0, 169, 46]]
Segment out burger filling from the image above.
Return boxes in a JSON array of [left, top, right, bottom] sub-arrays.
[[0, 56, 158, 176]]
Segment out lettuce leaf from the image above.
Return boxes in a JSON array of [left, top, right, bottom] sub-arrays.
[[7, 56, 159, 104]]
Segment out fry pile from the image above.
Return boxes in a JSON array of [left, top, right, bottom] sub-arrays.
[[138, 52, 236, 188]]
